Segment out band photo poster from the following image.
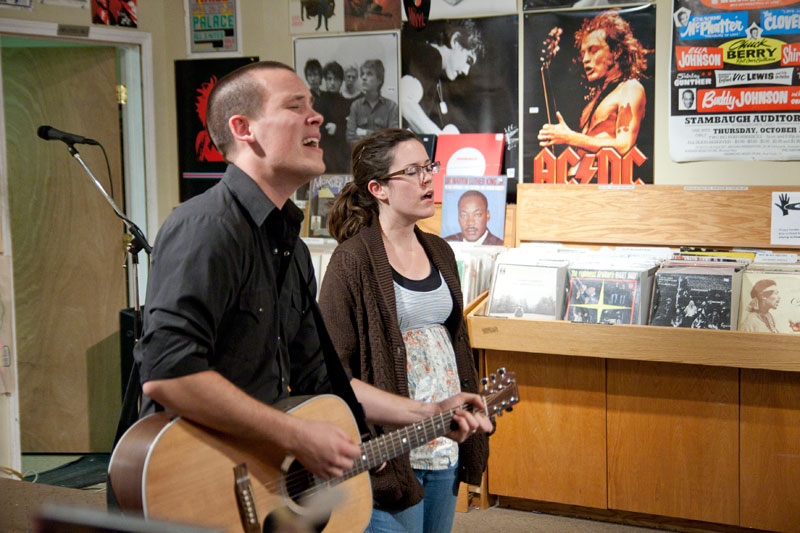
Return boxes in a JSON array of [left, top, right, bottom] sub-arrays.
[[294, 32, 400, 175], [670, 0, 800, 161], [175, 57, 258, 202], [401, 16, 520, 180], [185, 0, 241, 55], [523, 5, 656, 184]]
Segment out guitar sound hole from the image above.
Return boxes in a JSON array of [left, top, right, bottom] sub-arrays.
[[265, 459, 328, 533], [284, 458, 317, 503]]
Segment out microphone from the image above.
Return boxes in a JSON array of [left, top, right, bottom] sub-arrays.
[[37, 125, 99, 146]]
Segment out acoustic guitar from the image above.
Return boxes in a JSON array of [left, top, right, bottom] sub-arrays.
[[108, 369, 519, 533]]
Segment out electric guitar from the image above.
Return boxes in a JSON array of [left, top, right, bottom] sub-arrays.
[[108, 369, 519, 533], [540, 26, 563, 124]]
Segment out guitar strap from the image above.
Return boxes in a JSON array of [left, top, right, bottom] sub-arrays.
[[580, 78, 623, 132], [301, 274, 374, 440]]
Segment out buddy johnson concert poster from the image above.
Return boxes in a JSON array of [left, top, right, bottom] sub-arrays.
[[670, 0, 800, 161]]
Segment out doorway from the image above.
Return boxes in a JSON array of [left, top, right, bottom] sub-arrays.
[[0, 22, 156, 465]]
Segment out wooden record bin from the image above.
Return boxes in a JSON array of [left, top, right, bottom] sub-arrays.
[[467, 185, 800, 533]]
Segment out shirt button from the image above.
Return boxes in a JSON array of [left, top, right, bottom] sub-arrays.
[[272, 248, 279, 255], [258, 307, 263, 313], [283, 250, 290, 257]]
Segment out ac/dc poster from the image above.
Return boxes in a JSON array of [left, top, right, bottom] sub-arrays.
[[523, 6, 656, 184], [401, 15, 520, 182], [175, 57, 257, 202], [670, 0, 800, 161]]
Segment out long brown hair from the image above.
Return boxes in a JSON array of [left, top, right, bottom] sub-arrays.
[[327, 128, 419, 243]]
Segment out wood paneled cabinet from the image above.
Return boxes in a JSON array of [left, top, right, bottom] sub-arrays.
[[469, 185, 800, 533]]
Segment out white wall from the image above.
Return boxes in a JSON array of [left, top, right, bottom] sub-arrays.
[[1, 0, 796, 468]]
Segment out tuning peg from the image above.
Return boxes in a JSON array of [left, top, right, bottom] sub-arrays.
[[497, 368, 506, 376], [489, 373, 496, 382], [481, 377, 489, 387], [505, 406, 513, 412]]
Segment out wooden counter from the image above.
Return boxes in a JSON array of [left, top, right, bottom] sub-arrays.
[[471, 185, 800, 533]]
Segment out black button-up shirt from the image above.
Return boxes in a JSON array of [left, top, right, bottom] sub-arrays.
[[134, 164, 331, 415]]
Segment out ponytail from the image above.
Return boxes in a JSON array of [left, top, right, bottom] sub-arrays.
[[327, 181, 377, 243]]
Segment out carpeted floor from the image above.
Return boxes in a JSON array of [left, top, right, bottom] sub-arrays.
[[453, 505, 666, 532], [23, 453, 110, 489]]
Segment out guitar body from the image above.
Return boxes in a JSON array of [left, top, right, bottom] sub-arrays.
[[109, 395, 372, 533]]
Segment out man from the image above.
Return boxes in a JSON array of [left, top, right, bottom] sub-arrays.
[[134, 61, 490, 484], [345, 59, 399, 147], [537, 11, 648, 166], [673, 8, 690, 27], [680, 89, 695, 111], [444, 190, 504, 245], [317, 61, 351, 173], [401, 19, 485, 135], [304, 58, 323, 99], [340, 65, 361, 100]]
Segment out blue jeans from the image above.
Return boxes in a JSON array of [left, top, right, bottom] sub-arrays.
[[365, 463, 459, 533]]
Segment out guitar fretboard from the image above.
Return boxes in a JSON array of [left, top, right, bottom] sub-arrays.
[[331, 399, 490, 486]]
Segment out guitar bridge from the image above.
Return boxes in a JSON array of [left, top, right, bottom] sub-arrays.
[[234, 463, 260, 533]]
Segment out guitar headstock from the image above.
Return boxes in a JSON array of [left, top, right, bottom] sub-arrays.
[[480, 368, 519, 419], [540, 27, 563, 69]]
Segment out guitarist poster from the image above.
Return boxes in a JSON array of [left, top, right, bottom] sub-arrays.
[[522, 6, 656, 184]]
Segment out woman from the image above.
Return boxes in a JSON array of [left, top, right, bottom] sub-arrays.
[[739, 279, 780, 333], [318, 128, 489, 533]]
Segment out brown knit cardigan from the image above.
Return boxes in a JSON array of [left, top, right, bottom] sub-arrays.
[[318, 220, 489, 511]]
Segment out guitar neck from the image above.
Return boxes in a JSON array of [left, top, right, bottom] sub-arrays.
[[339, 402, 482, 481]]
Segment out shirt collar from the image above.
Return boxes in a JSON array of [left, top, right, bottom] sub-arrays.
[[463, 230, 489, 245], [222, 163, 304, 227]]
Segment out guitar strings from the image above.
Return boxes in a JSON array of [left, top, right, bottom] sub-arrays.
[[279, 405, 465, 500], [273, 391, 506, 502]]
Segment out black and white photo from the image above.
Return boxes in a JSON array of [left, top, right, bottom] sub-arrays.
[[294, 32, 400, 173]]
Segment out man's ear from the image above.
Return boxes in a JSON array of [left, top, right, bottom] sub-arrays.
[[486, 209, 491, 223], [228, 115, 252, 143], [449, 32, 462, 49]]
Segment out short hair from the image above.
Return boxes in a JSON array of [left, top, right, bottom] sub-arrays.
[[304, 59, 322, 77], [458, 190, 489, 209], [361, 59, 385, 89], [427, 19, 486, 58], [323, 61, 344, 82], [206, 60, 294, 159]]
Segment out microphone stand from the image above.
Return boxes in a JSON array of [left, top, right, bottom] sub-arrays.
[[67, 144, 151, 333], [64, 143, 151, 446]]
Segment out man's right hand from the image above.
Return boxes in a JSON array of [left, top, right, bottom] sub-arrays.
[[290, 418, 362, 480]]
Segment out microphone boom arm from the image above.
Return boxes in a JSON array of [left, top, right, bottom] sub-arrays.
[[67, 144, 151, 255]]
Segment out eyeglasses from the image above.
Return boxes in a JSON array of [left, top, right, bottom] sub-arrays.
[[381, 161, 441, 185]]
